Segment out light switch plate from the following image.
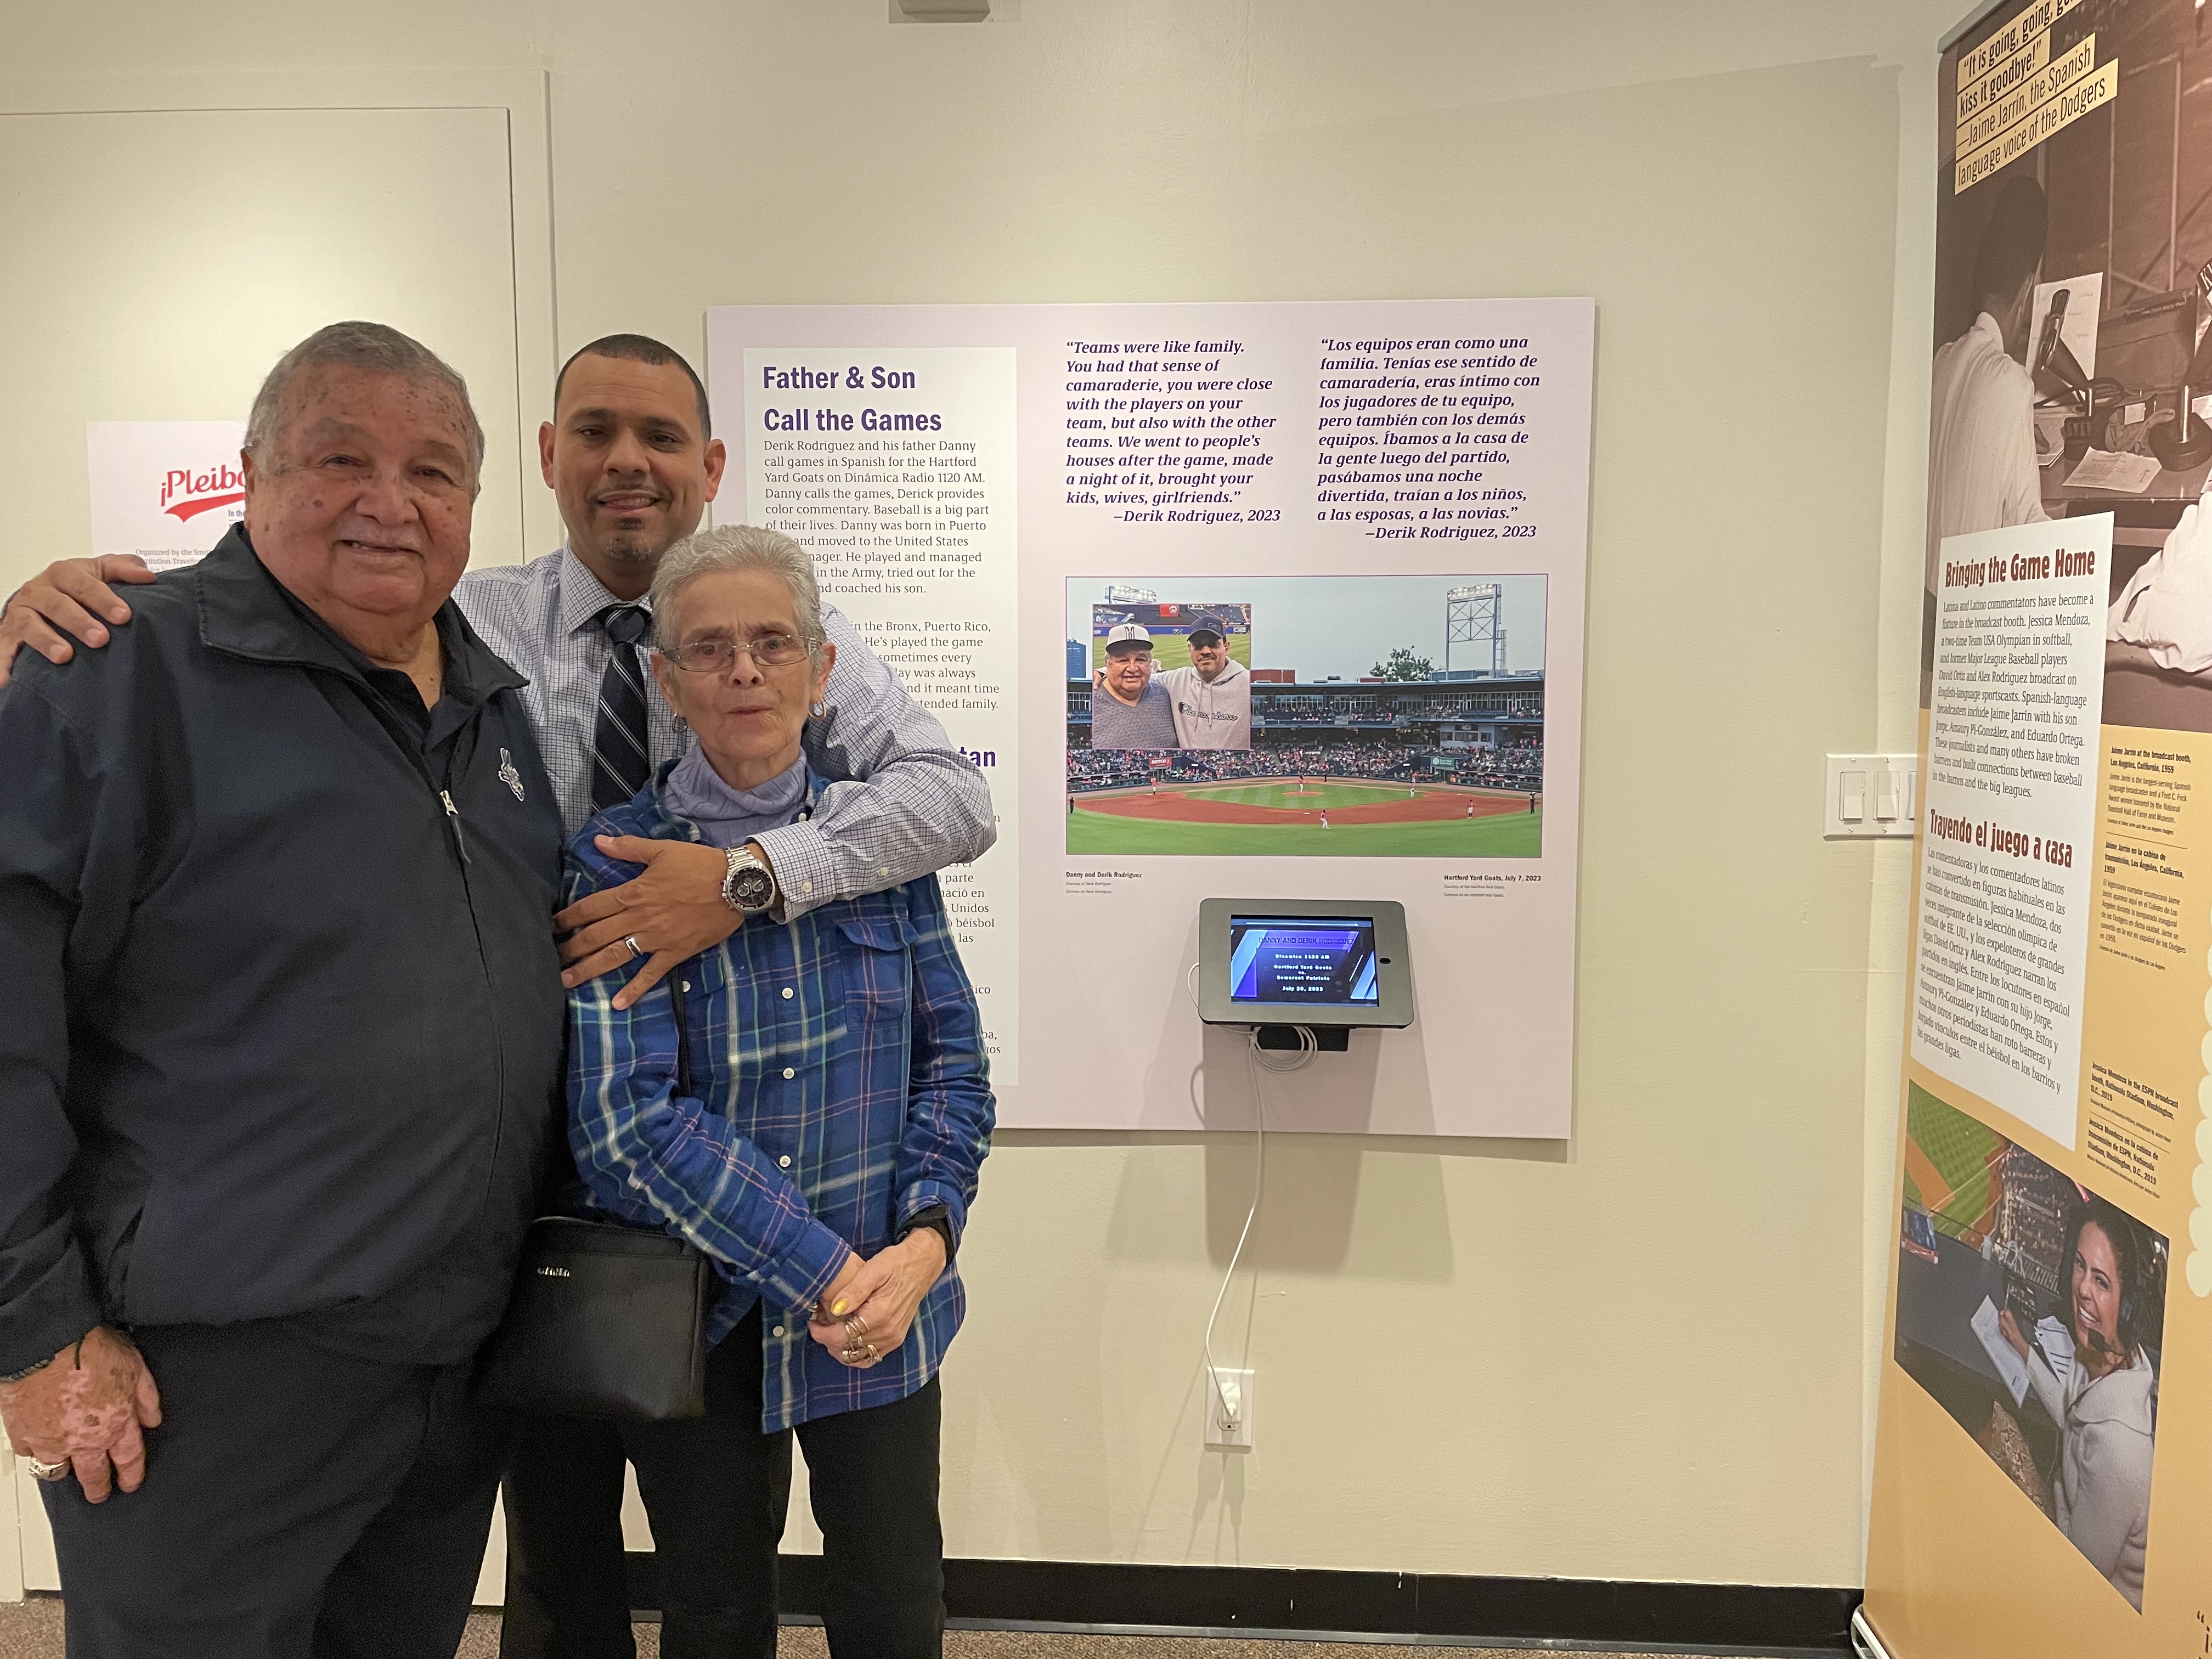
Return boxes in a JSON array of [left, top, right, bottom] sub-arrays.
[[1826, 754, 1917, 838]]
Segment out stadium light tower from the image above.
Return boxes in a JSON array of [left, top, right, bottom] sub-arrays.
[[1444, 582, 1506, 676]]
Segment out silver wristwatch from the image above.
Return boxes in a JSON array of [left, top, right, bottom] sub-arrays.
[[721, 846, 778, 917]]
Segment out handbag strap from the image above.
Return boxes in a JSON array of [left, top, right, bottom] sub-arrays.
[[668, 970, 695, 1099]]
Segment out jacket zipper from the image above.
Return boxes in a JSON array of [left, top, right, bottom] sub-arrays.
[[441, 725, 510, 1205], [439, 789, 471, 864], [327, 673, 511, 1207]]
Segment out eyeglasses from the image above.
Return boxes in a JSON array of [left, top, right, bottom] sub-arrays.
[[663, 633, 814, 673]]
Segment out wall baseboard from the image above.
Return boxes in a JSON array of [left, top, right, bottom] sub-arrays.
[[622, 1553, 1860, 1652]]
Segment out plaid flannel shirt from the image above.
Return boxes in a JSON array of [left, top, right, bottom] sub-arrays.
[[565, 777, 994, 1431]]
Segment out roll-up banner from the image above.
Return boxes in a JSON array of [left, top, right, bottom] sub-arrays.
[[1864, 2, 2212, 1653]]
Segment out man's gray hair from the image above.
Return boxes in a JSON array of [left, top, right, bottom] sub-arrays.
[[244, 321, 486, 483], [650, 526, 826, 652]]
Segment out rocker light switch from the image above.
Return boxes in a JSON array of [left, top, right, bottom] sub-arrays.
[[1874, 765, 1900, 821], [1826, 754, 1917, 838]]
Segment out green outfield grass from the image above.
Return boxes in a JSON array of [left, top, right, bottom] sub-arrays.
[[1085, 633, 1251, 674], [1177, 781, 1415, 811], [1065, 804, 1543, 857]]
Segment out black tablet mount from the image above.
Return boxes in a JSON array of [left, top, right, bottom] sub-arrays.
[[1253, 1025, 1352, 1052]]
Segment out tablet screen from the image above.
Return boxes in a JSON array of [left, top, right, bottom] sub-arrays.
[[1227, 915, 1380, 1006]]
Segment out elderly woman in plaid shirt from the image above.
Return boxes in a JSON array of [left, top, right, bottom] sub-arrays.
[[546, 524, 993, 1658]]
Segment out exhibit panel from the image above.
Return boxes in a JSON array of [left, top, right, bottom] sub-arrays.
[[707, 298, 1592, 1137], [1866, 1, 2212, 1652]]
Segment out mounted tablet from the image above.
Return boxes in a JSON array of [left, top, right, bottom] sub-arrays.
[[1198, 898, 1413, 1049]]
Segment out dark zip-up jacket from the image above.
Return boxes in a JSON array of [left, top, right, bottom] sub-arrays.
[[0, 527, 566, 1371]]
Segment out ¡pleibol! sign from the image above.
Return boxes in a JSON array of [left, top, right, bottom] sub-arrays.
[[87, 421, 249, 572]]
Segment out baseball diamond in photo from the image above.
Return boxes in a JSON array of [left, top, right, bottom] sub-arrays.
[[1066, 573, 1546, 857]]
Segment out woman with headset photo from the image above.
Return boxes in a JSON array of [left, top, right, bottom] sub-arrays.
[[1999, 1196, 2159, 1611]]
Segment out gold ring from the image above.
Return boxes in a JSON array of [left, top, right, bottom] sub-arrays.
[[865, 1341, 879, 1362], [844, 1314, 868, 1341]]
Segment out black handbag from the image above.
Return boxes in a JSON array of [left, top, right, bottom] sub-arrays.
[[476, 977, 714, 1422]]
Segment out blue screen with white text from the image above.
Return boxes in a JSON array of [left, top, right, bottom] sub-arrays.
[[1227, 916, 1380, 1005]]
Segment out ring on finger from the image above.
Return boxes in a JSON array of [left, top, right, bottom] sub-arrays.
[[843, 1314, 868, 1341], [622, 934, 643, 961], [25, 1456, 69, 1482], [865, 1341, 879, 1362]]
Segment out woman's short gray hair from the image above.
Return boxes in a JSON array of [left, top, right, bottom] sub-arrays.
[[244, 321, 486, 484], [650, 526, 826, 652]]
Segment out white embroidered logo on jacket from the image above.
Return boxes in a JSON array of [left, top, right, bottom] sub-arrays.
[[499, 748, 526, 802]]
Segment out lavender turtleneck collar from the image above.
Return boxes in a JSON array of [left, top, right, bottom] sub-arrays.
[[660, 746, 809, 849]]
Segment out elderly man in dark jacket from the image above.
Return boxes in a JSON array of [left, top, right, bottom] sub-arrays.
[[0, 322, 565, 1658]]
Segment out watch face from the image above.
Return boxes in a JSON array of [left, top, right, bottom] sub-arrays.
[[730, 864, 777, 910]]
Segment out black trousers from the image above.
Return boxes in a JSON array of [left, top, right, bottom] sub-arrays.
[[501, 1310, 944, 1659], [41, 1320, 510, 1659]]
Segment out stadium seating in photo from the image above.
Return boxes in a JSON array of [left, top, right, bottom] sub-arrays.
[[1064, 737, 1544, 795], [1064, 671, 1544, 742], [1082, 633, 1252, 674]]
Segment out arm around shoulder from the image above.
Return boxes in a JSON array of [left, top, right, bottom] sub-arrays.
[[0, 555, 156, 688], [765, 605, 996, 916]]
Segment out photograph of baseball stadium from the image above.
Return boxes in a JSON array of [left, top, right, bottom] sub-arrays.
[[1066, 573, 1547, 856]]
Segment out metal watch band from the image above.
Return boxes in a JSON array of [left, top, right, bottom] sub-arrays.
[[721, 845, 778, 916]]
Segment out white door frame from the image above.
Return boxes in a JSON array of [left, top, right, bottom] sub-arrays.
[[0, 65, 563, 561]]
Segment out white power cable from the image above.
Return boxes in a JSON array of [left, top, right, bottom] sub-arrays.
[[1250, 1024, 1321, 1073], [1201, 1024, 1314, 1437]]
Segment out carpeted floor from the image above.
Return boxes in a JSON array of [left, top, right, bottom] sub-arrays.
[[0, 1598, 1750, 1658]]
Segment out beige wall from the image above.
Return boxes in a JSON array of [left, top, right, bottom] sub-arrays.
[[2, 0, 1948, 1589]]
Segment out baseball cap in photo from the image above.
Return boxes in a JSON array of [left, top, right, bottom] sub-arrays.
[[1104, 623, 1154, 652], [1186, 625, 1224, 644]]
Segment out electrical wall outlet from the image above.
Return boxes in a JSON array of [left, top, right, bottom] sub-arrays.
[[1825, 753, 1918, 838], [1205, 1368, 1254, 1449]]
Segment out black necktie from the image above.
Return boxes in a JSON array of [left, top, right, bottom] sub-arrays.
[[591, 604, 653, 810]]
